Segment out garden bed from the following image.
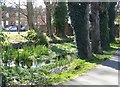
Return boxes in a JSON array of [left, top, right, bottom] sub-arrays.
[[0, 39, 120, 86]]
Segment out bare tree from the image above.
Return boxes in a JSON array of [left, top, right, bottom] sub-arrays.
[[26, 0, 34, 29], [34, 6, 46, 29], [43, 0, 57, 37], [0, 0, 7, 27], [44, 1, 52, 36], [0, 3, 2, 26]]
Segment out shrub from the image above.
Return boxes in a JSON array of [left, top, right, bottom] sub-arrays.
[[24, 30, 49, 47], [0, 30, 7, 43], [1, 45, 14, 66], [14, 48, 33, 68], [24, 30, 37, 42], [35, 32, 49, 47]]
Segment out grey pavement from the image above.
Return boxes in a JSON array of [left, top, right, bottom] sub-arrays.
[[61, 49, 120, 85]]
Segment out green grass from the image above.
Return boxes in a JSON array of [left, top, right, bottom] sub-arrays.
[[1, 33, 120, 85], [48, 59, 96, 84], [47, 35, 74, 43], [46, 38, 120, 84], [3, 32, 27, 43], [4, 31, 74, 44]]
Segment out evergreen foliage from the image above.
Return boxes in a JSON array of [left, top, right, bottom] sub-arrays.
[[108, 2, 117, 42], [99, 2, 110, 50], [68, 2, 92, 59], [54, 2, 68, 37]]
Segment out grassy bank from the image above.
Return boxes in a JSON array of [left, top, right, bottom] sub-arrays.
[[47, 38, 120, 84], [0, 38, 119, 86]]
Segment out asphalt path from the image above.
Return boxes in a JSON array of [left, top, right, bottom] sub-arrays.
[[61, 49, 120, 86]]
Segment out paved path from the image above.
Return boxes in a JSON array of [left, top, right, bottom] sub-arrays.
[[61, 49, 120, 85]]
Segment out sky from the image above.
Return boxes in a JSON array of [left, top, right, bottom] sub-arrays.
[[5, 0, 45, 8]]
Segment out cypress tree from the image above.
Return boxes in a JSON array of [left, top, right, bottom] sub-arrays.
[[68, 2, 92, 59], [54, 2, 68, 37], [108, 2, 117, 42], [91, 2, 102, 54], [99, 2, 110, 50]]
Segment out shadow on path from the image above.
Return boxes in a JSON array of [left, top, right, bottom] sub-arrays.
[[102, 49, 120, 70], [61, 49, 120, 85]]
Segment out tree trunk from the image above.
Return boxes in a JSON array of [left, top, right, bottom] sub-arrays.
[[108, 2, 117, 42], [99, 2, 110, 50], [27, 0, 34, 29], [68, 2, 92, 59], [44, 2, 53, 37], [3, 20, 6, 27], [55, 25, 66, 37], [0, 6, 2, 26], [91, 2, 102, 54], [2, 13, 6, 27]]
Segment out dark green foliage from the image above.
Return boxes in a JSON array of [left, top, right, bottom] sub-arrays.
[[0, 66, 49, 85], [54, 2, 68, 37], [0, 39, 119, 85], [108, 2, 117, 42], [0, 43, 76, 68], [1, 45, 49, 68], [68, 2, 92, 59], [99, 2, 110, 50], [36, 32, 49, 47]]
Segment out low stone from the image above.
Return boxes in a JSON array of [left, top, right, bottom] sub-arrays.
[[68, 66, 75, 70], [48, 67, 61, 74]]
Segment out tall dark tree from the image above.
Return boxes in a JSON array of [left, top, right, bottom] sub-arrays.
[[54, 2, 68, 37], [91, 2, 102, 54], [68, 2, 92, 59], [99, 2, 110, 50], [108, 2, 117, 42]]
